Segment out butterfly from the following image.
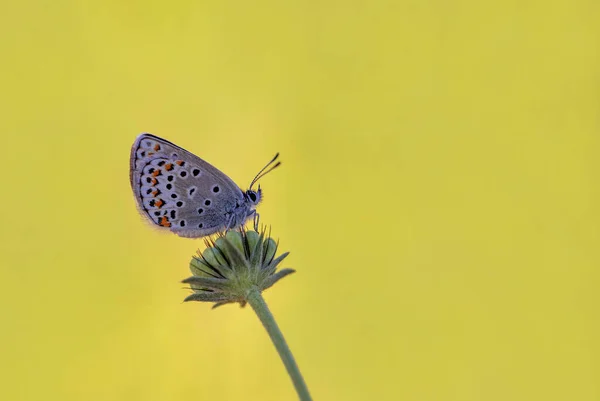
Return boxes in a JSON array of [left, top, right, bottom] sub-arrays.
[[129, 133, 280, 238]]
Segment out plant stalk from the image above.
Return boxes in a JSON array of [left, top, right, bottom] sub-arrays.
[[246, 288, 312, 401]]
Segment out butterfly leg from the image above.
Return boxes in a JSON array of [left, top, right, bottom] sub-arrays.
[[224, 212, 235, 233], [252, 211, 260, 232]]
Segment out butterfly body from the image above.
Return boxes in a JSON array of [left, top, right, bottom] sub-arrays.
[[130, 133, 270, 238]]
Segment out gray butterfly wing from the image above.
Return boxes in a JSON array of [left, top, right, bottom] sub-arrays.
[[130, 133, 247, 237]]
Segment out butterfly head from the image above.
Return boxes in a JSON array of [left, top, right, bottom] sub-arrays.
[[245, 186, 263, 206]]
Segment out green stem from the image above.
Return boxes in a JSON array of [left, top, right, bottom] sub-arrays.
[[246, 288, 313, 401]]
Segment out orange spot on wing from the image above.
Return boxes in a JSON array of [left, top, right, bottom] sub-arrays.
[[148, 152, 155, 156], [152, 169, 161, 177], [165, 163, 173, 171], [152, 190, 159, 197], [151, 178, 158, 186], [176, 160, 184, 166], [155, 199, 164, 208], [154, 144, 161, 151], [158, 216, 171, 227]]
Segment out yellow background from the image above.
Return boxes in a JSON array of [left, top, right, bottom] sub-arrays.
[[1, 1, 598, 400]]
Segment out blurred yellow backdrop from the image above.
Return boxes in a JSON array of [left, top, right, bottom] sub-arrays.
[[0, 1, 598, 400]]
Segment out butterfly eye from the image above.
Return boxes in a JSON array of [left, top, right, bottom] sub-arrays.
[[248, 191, 257, 202]]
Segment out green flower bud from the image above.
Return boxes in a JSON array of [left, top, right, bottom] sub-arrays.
[[183, 227, 295, 308]]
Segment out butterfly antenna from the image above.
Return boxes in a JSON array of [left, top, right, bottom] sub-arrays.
[[250, 161, 281, 189], [249, 153, 280, 189]]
